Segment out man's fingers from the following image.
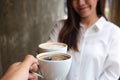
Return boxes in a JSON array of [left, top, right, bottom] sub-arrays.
[[28, 73, 38, 80], [30, 63, 38, 72], [21, 55, 37, 69]]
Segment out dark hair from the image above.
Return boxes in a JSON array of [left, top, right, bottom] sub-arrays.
[[58, 0, 105, 51]]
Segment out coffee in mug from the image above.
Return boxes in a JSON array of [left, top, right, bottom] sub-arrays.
[[39, 53, 70, 61], [38, 42, 68, 53]]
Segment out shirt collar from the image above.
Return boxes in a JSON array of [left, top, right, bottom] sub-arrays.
[[79, 16, 107, 32], [94, 16, 107, 31]]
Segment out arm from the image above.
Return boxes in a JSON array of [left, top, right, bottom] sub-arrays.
[[0, 55, 38, 80], [37, 20, 64, 53], [99, 34, 120, 80]]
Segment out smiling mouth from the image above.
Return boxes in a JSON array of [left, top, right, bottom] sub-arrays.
[[77, 5, 89, 12], [78, 7, 87, 12]]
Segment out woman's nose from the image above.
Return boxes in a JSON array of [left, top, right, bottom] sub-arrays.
[[78, 0, 85, 6]]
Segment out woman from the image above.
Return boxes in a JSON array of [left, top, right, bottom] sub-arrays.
[[49, 0, 120, 80]]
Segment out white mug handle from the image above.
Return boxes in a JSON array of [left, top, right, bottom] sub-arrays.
[[32, 72, 44, 78], [35, 60, 44, 79], [31, 58, 44, 79]]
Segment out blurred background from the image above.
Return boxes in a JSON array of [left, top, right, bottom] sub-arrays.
[[0, 0, 120, 79]]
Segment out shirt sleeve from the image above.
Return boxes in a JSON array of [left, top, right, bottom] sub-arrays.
[[99, 29, 120, 80], [49, 20, 65, 42]]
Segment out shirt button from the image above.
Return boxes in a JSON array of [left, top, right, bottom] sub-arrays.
[[94, 27, 98, 32], [75, 75, 79, 79]]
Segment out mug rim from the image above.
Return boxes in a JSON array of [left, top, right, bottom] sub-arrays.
[[36, 52, 72, 62], [38, 42, 67, 50]]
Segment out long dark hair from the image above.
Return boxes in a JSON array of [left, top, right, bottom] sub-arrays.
[[58, 0, 105, 51]]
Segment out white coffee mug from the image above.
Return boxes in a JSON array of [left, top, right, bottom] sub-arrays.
[[36, 52, 72, 80], [38, 42, 68, 53]]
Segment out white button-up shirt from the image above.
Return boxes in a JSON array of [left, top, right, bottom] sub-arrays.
[[49, 17, 120, 80]]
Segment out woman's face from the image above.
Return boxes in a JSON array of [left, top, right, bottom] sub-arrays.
[[72, 0, 98, 18]]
